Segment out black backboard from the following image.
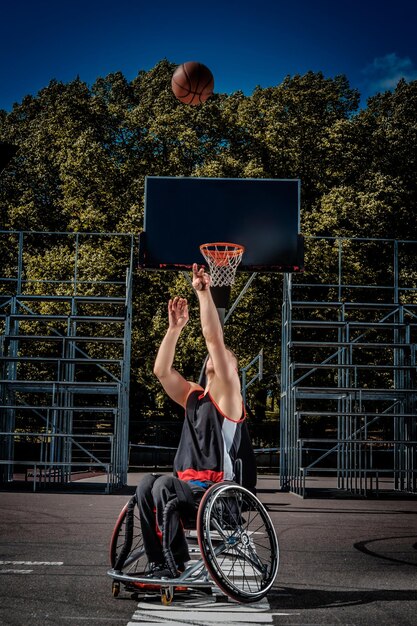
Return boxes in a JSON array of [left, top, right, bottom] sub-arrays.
[[139, 176, 303, 272]]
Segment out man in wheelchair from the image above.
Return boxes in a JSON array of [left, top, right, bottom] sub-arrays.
[[136, 263, 252, 580]]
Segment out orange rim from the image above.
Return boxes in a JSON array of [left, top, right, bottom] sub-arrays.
[[199, 242, 245, 267]]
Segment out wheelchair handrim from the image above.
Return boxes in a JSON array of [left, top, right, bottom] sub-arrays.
[[196, 482, 279, 603]]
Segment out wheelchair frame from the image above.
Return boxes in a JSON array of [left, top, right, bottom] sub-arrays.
[[107, 482, 279, 605]]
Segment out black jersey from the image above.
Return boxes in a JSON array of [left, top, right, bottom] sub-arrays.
[[173, 389, 246, 484]]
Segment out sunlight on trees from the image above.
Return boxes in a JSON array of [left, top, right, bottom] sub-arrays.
[[1, 60, 417, 425]]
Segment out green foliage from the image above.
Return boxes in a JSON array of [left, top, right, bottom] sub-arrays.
[[1, 60, 417, 424]]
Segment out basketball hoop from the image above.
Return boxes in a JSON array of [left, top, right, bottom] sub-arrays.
[[199, 242, 245, 287]]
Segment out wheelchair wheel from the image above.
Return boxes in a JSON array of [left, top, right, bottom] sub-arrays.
[[196, 483, 279, 603], [109, 495, 148, 576]]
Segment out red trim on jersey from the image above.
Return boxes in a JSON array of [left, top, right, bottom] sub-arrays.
[[185, 384, 204, 405], [177, 468, 224, 483], [206, 391, 246, 423]]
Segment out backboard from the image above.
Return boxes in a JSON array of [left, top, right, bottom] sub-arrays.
[[139, 176, 303, 272]]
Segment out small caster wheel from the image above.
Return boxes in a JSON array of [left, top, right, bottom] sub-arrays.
[[161, 586, 174, 605], [112, 581, 120, 597]]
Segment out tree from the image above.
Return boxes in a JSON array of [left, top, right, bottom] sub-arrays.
[[1, 61, 417, 428]]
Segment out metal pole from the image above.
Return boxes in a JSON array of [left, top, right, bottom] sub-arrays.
[[17, 231, 24, 295]]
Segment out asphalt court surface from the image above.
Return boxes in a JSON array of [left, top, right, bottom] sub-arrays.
[[1, 474, 417, 625]]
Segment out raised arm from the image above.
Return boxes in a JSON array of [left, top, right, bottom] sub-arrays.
[[192, 264, 233, 382], [192, 264, 243, 421], [153, 297, 200, 408]]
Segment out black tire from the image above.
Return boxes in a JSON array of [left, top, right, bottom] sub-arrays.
[[196, 483, 279, 603], [109, 496, 148, 575]]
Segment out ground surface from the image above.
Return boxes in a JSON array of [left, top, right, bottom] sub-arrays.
[[1, 474, 416, 625]]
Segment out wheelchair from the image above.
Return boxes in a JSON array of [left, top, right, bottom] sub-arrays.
[[107, 480, 279, 605]]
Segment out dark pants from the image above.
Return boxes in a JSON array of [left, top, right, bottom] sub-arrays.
[[136, 473, 196, 565]]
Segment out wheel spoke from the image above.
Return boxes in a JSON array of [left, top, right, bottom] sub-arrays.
[[197, 484, 279, 602]]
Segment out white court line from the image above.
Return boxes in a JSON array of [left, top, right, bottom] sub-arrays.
[[128, 620, 296, 625], [125, 532, 280, 624], [128, 597, 274, 625], [0, 569, 33, 574], [0, 561, 64, 575], [0, 560, 64, 566]]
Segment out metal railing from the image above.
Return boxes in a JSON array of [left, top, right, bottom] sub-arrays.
[[280, 236, 417, 497], [0, 231, 135, 491]]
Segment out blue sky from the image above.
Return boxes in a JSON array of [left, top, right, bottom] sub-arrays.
[[1, 0, 417, 111]]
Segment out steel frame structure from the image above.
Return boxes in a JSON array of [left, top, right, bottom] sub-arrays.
[[0, 231, 134, 492], [3, 231, 416, 497], [280, 236, 417, 497]]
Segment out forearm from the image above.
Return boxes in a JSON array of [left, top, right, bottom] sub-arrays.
[[196, 289, 223, 343], [153, 327, 182, 379]]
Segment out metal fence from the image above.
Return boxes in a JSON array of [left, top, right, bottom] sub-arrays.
[[0, 230, 134, 492], [280, 237, 417, 497], [3, 231, 417, 496]]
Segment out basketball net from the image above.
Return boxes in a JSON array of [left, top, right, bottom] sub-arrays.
[[199, 242, 245, 287]]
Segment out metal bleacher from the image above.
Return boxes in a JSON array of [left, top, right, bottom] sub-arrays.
[[3, 231, 417, 497], [280, 237, 417, 497], [0, 231, 134, 492]]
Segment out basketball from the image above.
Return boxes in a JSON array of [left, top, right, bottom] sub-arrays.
[[171, 61, 214, 105]]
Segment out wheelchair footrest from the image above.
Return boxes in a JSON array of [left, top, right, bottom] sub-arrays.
[[107, 568, 214, 589]]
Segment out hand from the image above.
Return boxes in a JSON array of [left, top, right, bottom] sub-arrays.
[[168, 297, 189, 330], [192, 263, 211, 291]]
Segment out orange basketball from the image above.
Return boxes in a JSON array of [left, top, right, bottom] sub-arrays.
[[171, 61, 214, 105]]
